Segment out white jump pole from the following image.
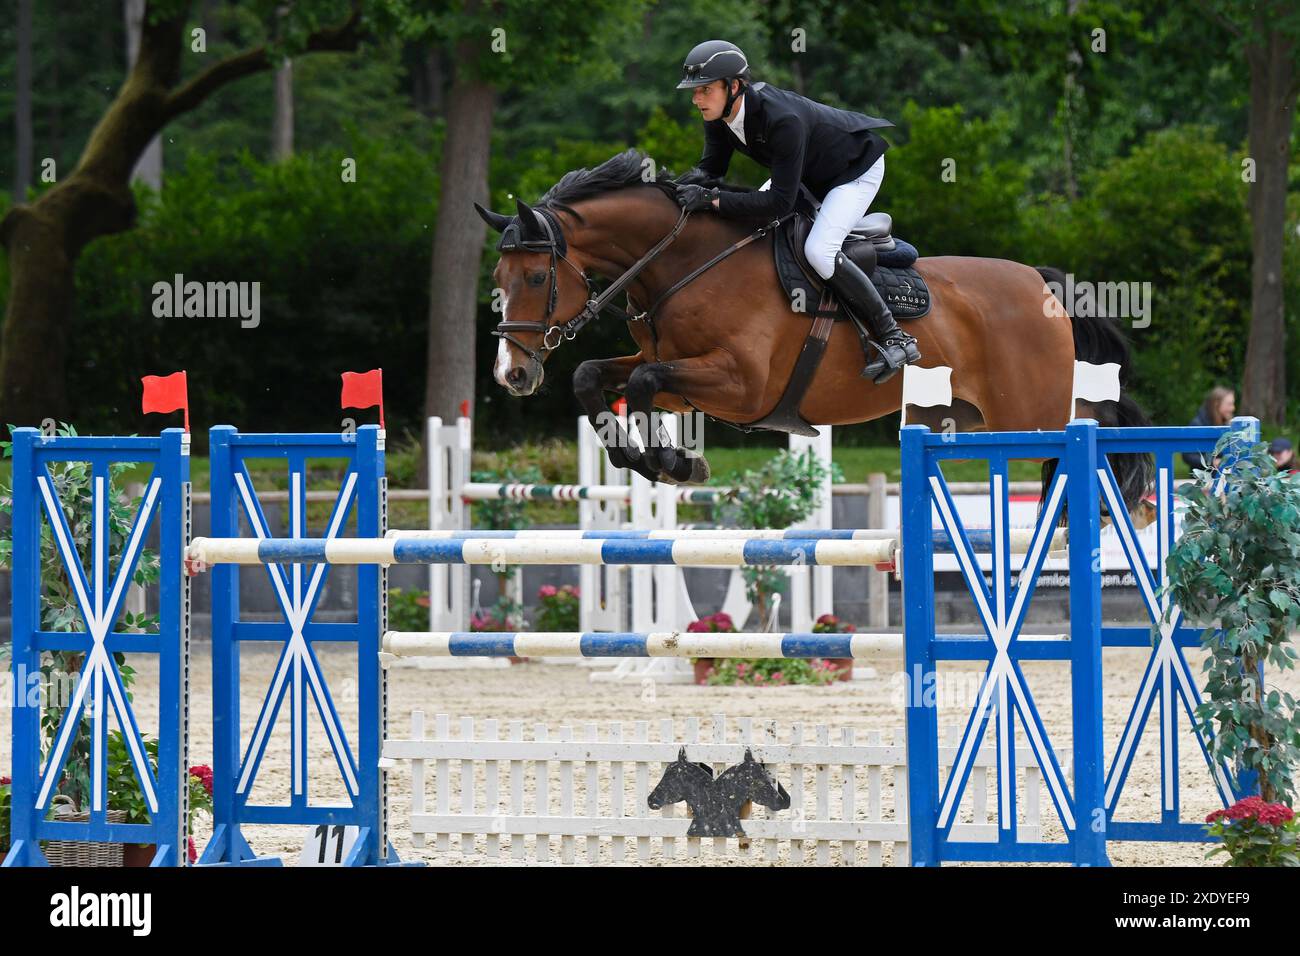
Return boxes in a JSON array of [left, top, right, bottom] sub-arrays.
[[787, 426, 834, 633], [423, 413, 507, 670], [597, 410, 696, 683], [577, 414, 628, 632]]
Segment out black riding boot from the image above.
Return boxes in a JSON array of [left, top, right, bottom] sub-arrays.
[[829, 251, 921, 384]]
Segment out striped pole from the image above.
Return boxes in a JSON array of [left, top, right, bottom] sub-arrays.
[[382, 630, 895, 660], [187, 535, 898, 568], [386, 527, 1064, 552], [460, 481, 731, 505]]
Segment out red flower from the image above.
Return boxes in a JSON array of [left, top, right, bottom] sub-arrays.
[[0, 777, 11, 787], [187, 837, 197, 864], [1207, 795, 1294, 826], [538, 584, 558, 599], [190, 765, 214, 796]]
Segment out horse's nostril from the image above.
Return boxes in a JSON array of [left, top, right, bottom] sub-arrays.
[[506, 367, 527, 386]]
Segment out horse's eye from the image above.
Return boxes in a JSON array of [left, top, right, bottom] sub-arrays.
[[527, 272, 547, 287]]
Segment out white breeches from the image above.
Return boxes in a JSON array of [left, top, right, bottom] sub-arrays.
[[760, 155, 885, 280]]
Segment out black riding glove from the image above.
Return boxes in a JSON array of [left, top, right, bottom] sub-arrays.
[[676, 184, 720, 212]]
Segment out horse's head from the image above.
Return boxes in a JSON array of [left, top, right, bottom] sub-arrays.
[[716, 750, 791, 812], [646, 748, 714, 811], [475, 198, 592, 397]]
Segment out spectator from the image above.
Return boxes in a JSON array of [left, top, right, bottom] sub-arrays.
[[1182, 386, 1235, 472], [1269, 437, 1296, 474]]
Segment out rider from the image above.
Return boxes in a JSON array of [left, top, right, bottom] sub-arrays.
[[673, 40, 921, 383]]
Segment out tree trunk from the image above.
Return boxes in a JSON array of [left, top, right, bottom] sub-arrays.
[[422, 58, 494, 429], [1240, 18, 1296, 425], [0, 211, 78, 425], [202, 0, 226, 46], [0, 6, 362, 426], [13, 0, 32, 204], [50, 15, 62, 162], [420, 46, 444, 118], [273, 59, 294, 160], [124, 0, 163, 189]]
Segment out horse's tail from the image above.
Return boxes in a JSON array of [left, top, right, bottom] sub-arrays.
[[1035, 266, 1154, 512]]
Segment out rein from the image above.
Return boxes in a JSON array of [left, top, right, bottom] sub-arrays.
[[493, 206, 690, 367], [633, 213, 794, 323], [493, 199, 794, 366]]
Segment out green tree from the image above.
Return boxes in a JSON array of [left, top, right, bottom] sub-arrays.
[[0, 0, 368, 429]]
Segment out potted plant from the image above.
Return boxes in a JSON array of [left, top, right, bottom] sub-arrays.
[[0, 776, 11, 865], [688, 611, 737, 684], [716, 448, 837, 627], [1205, 797, 1299, 866], [108, 731, 215, 865], [466, 465, 543, 660], [534, 584, 580, 631], [704, 656, 843, 688], [1165, 431, 1300, 861], [812, 613, 857, 681], [387, 586, 431, 633]]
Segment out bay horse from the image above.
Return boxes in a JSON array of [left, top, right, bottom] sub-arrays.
[[475, 150, 1150, 506]]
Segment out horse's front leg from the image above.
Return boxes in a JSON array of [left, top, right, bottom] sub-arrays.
[[625, 350, 745, 484], [573, 355, 662, 482]]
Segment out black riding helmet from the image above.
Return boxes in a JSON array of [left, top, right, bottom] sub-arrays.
[[677, 40, 750, 117]]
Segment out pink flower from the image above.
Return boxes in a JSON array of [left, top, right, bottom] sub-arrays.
[[187, 837, 197, 864], [561, 585, 579, 597], [538, 585, 558, 599]]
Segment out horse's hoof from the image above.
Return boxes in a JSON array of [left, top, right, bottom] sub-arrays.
[[682, 452, 710, 484], [659, 448, 711, 485]]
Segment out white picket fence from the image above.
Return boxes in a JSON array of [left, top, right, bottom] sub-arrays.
[[381, 713, 1045, 866]]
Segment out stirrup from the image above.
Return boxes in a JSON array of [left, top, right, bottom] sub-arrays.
[[862, 336, 921, 384], [861, 340, 906, 383]]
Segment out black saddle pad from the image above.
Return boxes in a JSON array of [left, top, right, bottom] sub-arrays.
[[773, 217, 931, 321]]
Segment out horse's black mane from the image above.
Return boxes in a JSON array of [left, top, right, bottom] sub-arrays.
[[538, 148, 752, 222]]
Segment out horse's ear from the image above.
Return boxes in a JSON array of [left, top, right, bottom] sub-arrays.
[[515, 199, 545, 241], [474, 202, 512, 233], [677, 747, 688, 761]]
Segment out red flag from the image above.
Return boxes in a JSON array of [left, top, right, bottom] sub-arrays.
[[141, 371, 190, 433], [459, 400, 470, 420], [341, 369, 384, 428]]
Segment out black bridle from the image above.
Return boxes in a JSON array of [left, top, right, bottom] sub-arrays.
[[492, 204, 691, 369], [492, 198, 791, 370]]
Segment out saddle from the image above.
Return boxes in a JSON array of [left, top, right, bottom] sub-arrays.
[[734, 200, 932, 437], [773, 210, 932, 322]]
